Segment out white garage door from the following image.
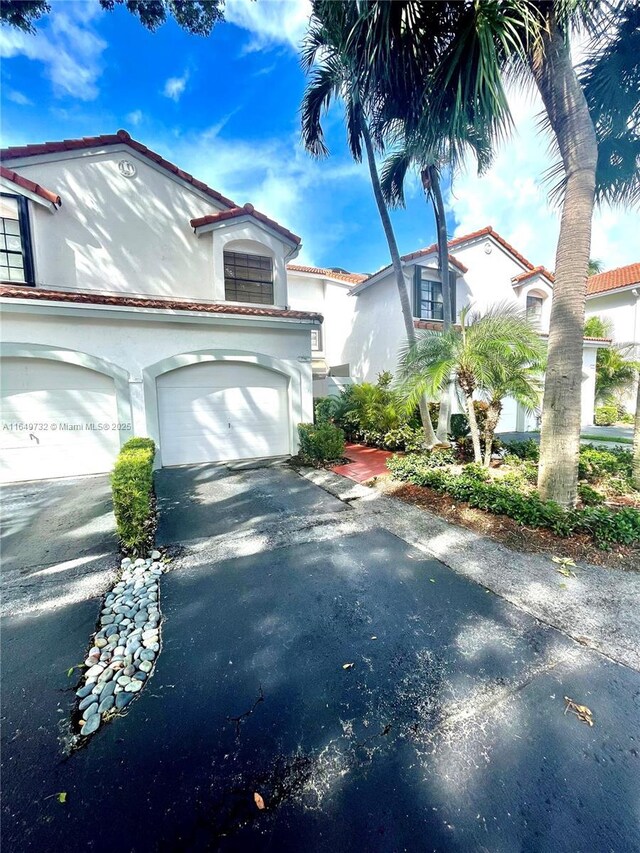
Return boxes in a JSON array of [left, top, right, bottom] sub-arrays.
[[0, 358, 121, 483], [157, 361, 290, 466]]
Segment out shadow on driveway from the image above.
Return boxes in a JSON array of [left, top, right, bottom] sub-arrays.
[[2, 525, 638, 852]]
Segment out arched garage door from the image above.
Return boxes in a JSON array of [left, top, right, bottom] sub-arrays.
[[157, 361, 290, 466], [0, 357, 121, 483]]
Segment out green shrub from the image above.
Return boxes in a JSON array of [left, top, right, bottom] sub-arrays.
[[381, 424, 425, 452], [578, 445, 632, 481], [297, 422, 345, 463], [449, 413, 470, 440], [463, 462, 490, 482], [111, 437, 156, 555], [387, 453, 640, 549], [314, 396, 339, 424], [595, 405, 617, 426], [503, 439, 540, 462], [577, 483, 606, 506], [619, 412, 634, 425]]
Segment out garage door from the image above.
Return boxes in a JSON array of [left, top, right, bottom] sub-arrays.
[[0, 358, 121, 483], [157, 361, 290, 466]]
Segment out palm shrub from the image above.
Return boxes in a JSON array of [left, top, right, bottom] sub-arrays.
[[397, 302, 544, 466]]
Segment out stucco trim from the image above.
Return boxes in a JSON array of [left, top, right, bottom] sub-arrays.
[[143, 349, 304, 467], [0, 342, 134, 446]]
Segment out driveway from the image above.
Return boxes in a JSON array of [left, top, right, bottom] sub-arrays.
[[2, 465, 639, 852]]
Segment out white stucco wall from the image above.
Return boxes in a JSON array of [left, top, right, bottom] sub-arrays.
[[1, 302, 314, 466], [7, 147, 294, 306], [585, 289, 640, 350]]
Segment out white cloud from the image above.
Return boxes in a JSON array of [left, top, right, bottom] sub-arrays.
[[151, 124, 367, 264], [0, 0, 106, 100], [6, 89, 32, 106], [162, 71, 189, 102], [126, 110, 144, 127], [447, 83, 638, 271], [224, 0, 311, 53]]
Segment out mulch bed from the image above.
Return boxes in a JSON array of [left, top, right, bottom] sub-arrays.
[[372, 476, 640, 572]]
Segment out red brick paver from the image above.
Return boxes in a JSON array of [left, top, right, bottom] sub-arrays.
[[331, 443, 393, 483]]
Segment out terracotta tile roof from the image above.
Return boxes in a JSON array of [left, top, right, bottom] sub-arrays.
[[286, 264, 368, 284], [0, 129, 238, 210], [586, 263, 640, 295], [190, 203, 300, 246], [0, 165, 61, 207], [511, 266, 555, 285], [0, 284, 322, 322]]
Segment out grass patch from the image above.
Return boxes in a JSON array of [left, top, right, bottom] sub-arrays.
[[580, 434, 632, 445], [111, 437, 156, 555]]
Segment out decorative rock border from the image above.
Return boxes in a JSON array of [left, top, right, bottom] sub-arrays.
[[74, 552, 167, 738]]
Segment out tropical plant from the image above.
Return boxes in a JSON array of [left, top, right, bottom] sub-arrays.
[[396, 302, 544, 465], [587, 259, 605, 276], [481, 349, 545, 466], [595, 347, 638, 406], [633, 373, 640, 489], [584, 314, 612, 338], [308, 0, 639, 508], [300, 3, 438, 448]]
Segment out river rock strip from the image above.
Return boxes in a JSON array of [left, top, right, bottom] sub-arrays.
[[75, 553, 165, 737]]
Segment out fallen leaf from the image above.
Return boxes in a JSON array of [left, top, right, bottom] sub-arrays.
[[564, 696, 594, 726], [559, 583, 568, 589], [429, 579, 436, 584], [557, 567, 576, 578], [57, 792, 67, 804], [67, 667, 74, 678], [253, 792, 265, 810], [370, 636, 377, 640], [342, 663, 354, 670]]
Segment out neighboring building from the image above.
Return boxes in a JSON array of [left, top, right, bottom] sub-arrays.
[[585, 263, 640, 411], [0, 131, 320, 483], [337, 227, 607, 432]]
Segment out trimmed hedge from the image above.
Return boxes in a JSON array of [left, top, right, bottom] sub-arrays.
[[298, 422, 345, 463], [111, 437, 156, 555], [595, 405, 617, 426], [387, 454, 640, 549]]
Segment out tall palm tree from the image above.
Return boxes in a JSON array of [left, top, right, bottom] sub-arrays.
[[396, 303, 544, 465], [300, 3, 438, 447], [312, 0, 638, 508], [587, 259, 605, 276]]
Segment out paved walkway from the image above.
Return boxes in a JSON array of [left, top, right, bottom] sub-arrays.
[[331, 443, 393, 483]]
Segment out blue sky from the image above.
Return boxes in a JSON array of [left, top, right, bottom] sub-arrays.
[[1, 0, 636, 274]]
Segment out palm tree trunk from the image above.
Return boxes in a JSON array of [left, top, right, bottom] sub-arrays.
[[531, 15, 598, 508], [465, 394, 482, 464], [633, 371, 640, 489], [424, 165, 453, 444], [361, 121, 438, 447], [483, 401, 502, 468]]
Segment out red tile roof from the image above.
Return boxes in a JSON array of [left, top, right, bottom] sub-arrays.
[[0, 284, 322, 322], [511, 266, 555, 285], [190, 203, 301, 246], [286, 264, 368, 284], [0, 165, 61, 207], [0, 129, 238, 210], [586, 263, 640, 295]]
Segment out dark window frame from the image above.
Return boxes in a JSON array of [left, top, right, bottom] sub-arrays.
[[223, 250, 274, 305], [526, 294, 544, 322], [0, 192, 35, 285], [413, 266, 456, 322]]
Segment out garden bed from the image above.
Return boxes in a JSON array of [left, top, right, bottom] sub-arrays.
[[373, 476, 639, 571]]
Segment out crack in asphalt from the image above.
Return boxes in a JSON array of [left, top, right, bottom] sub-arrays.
[[227, 686, 265, 739]]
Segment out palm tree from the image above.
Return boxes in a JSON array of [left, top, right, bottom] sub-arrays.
[[595, 347, 638, 407], [314, 0, 638, 508], [396, 303, 544, 465], [300, 3, 438, 447], [482, 351, 545, 466], [587, 259, 605, 276]]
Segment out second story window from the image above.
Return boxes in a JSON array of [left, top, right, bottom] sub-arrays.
[[526, 295, 544, 325], [224, 251, 273, 305], [311, 327, 323, 352], [415, 268, 444, 321], [1, 194, 34, 285]]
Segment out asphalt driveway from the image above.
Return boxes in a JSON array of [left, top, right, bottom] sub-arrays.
[[2, 465, 639, 852]]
